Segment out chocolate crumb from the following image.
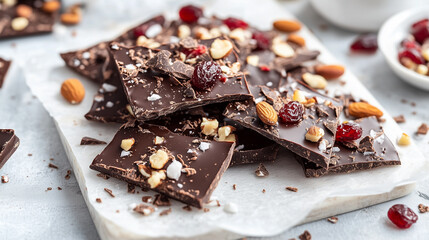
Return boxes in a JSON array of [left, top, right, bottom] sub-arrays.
[[401, 99, 408, 104], [417, 123, 428, 135], [299, 230, 312, 240], [96, 198, 102, 203], [327, 216, 338, 223], [116, 210, 120, 213], [203, 208, 210, 212], [255, 163, 269, 177], [133, 204, 155, 216], [57, 187, 62, 190], [80, 136, 107, 145], [96, 173, 110, 180], [411, 102, 416, 107], [128, 183, 136, 193], [1, 175, 9, 183], [286, 187, 298, 192], [393, 115, 406, 123], [28, 153, 32, 156], [142, 196, 153, 203], [48, 163, 58, 169], [412, 111, 417, 115], [418, 204, 429, 213], [262, 189, 266, 193], [160, 208, 172, 216], [104, 188, 115, 197], [153, 194, 171, 206], [46, 187, 52, 191], [65, 170, 72, 180], [233, 184, 237, 190], [183, 205, 192, 211]]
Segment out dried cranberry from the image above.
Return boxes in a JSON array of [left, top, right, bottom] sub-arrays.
[[398, 49, 425, 65], [388, 204, 418, 229], [191, 61, 222, 90], [350, 35, 378, 53], [179, 5, 203, 24], [336, 122, 363, 141], [401, 39, 421, 52], [259, 65, 270, 72], [279, 101, 304, 124], [183, 45, 207, 57], [252, 31, 271, 50], [412, 24, 429, 44], [133, 25, 148, 38], [412, 18, 429, 31], [223, 17, 249, 30]]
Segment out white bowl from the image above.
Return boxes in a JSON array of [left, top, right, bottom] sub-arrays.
[[310, 0, 423, 32], [378, 7, 429, 91]]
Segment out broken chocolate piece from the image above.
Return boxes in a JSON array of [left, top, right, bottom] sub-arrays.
[[417, 123, 428, 135], [146, 50, 194, 79], [0, 129, 20, 169], [0, 57, 11, 88], [255, 163, 269, 177], [80, 136, 107, 145], [90, 123, 235, 208], [297, 117, 400, 177], [393, 115, 406, 123], [133, 204, 155, 216]]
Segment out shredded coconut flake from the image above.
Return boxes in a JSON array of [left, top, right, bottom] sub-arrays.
[[363, 151, 375, 156], [147, 94, 162, 101], [255, 96, 265, 104], [166, 160, 182, 181], [170, 36, 180, 43], [332, 147, 340, 153], [102, 83, 117, 92], [177, 183, 183, 188], [199, 142, 210, 152], [125, 64, 136, 70], [318, 140, 327, 152], [111, 44, 119, 50], [120, 150, 130, 157], [145, 24, 162, 38], [82, 52, 90, 59], [375, 134, 385, 144], [94, 95, 104, 102], [235, 144, 245, 151], [266, 81, 273, 87], [224, 202, 238, 213], [106, 101, 114, 108], [73, 59, 80, 66]]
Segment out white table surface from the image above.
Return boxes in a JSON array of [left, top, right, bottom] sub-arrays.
[[1, 0, 428, 239]]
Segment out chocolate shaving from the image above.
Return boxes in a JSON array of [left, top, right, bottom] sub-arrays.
[[323, 120, 337, 135], [80, 136, 107, 145], [97, 173, 110, 179], [153, 194, 171, 206], [357, 136, 375, 153], [104, 188, 115, 197], [417, 123, 428, 135], [393, 115, 406, 123], [327, 216, 338, 223], [133, 204, 155, 216], [286, 186, 298, 192], [65, 170, 72, 180], [146, 50, 194, 79], [48, 163, 58, 169], [183, 84, 196, 99], [96, 198, 102, 203], [159, 208, 172, 216], [255, 163, 269, 177], [315, 105, 329, 118]]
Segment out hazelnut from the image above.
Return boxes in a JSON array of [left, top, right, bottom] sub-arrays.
[[302, 73, 327, 89], [120, 138, 135, 151], [136, 36, 160, 49], [246, 55, 259, 66], [178, 25, 191, 39], [195, 27, 211, 39], [230, 62, 241, 74], [422, 48, 429, 62], [305, 126, 325, 142], [42, 0, 61, 13], [149, 149, 169, 169], [292, 89, 306, 103], [11, 17, 28, 31], [304, 98, 316, 108], [398, 133, 411, 146], [147, 170, 166, 188], [416, 64, 428, 75], [16, 4, 32, 18], [209, 27, 222, 38], [61, 13, 81, 25], [272, 42, 295, 58], [153, 136, 165, 145], [2, 0, 16, 7], [138, 164, 151, 178], [210, 39, 233, 59], [201, 118, 219, 136], [217, 126, 237, 142], [229, 28, 250, 42]]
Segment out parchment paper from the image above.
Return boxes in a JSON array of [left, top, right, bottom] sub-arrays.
[[24, 0, 429, 239]]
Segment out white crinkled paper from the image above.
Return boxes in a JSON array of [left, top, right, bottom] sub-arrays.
[[24, 0, 429, 239]]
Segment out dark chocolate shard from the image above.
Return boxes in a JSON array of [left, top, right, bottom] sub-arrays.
[[296, 117, 400, 177], [255, 163, 269, 177], [0, 57, 11, 88], [90, 123, 235, 208], [179, 37, 199, 49], [80, 137, 107, 145], [146, 50, 194, 79], [0, 129, 20, 169], [323, 120, 337, 135]]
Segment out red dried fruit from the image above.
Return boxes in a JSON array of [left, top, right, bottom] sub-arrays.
[[401, 39, 421, 52], [279, 101, 304, 124], [223, 17, 249, 30], [179, 5, 203, 24], [219, 74, 227, 83], [350, 35, 378, 53], [412, 24, 429, 44], [133, 25, 148, 38], [183, 44, 207, 58], [259, 65, 270, 72], [252, 31, 271, 50], [412, 18, 429, 31], [336, 122, 363, 141], [398, 49, 425, 65], [388, 204, 418, 229], [191, 61, 222, 90]]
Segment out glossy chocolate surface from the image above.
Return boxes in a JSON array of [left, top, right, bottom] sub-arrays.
[[0, 129, 20, 169]]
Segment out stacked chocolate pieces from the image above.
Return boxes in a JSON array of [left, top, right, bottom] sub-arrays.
[[61, 7, 400, 208]]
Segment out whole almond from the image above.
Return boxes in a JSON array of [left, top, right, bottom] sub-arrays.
[[287, 34, 306, 46], [42, 0, 61, 13], [273, 20, 301, 33], [61, 78, 85, 104], [315, 65, 345, 80], [256, 101, 278, 126], [348, 102, 383, 118], [61, 13, 81, 25], [16, 4, 32, 18]]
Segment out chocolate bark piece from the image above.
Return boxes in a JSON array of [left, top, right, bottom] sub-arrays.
[[224, 83, 341, 169], [0, 2, 56, 39], [0, 57, 11, 88], [296, 117, 400, 177], [147, 104, 280, 166], [60, 15, 167, 83], [90, 123, 235, 208], [111, 39, 252, 122], [0, 129, 20, 169], [80, 137, 107, 145]]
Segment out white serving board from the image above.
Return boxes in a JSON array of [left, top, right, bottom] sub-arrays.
[[24, 0, 429, 239]]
